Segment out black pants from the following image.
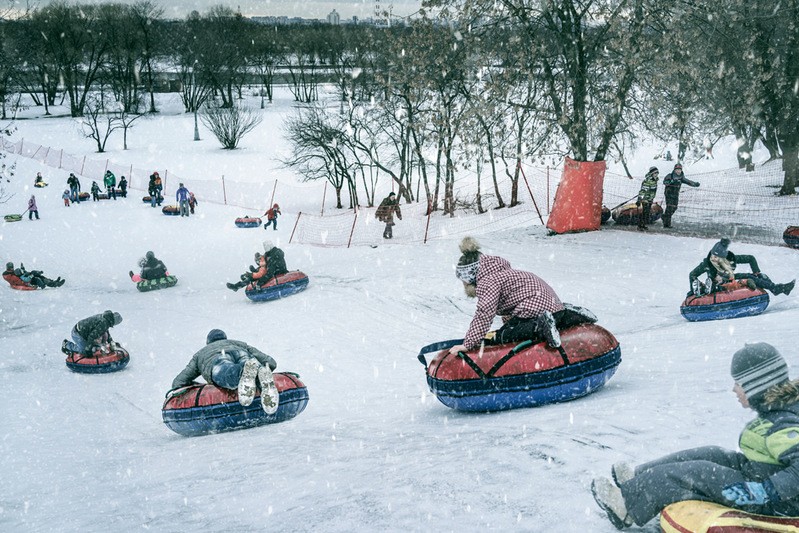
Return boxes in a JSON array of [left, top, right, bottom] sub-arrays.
[[638, 202, 651, 228], [383, 223, 393, 239], [29, 210, 39, 220], [489, 307, 596, 346]]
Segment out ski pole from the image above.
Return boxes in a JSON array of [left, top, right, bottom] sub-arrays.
[[609, 194, 639, 212]]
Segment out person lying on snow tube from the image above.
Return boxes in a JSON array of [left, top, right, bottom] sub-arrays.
[[226, 240, 288, 291], [61, 310, 123, 356], [3, 262, 64, 289], [446, 236, 597, 358], [129, 251, 168, 281], [688, 238, 795, 297], [168, 329, 280, 414], [592, 343, 799, 530]]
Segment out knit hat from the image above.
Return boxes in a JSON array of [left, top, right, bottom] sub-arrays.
[[731, 343, 789, 402], [710, 238, 731, 257], [6, 261, 13, 270], [674, 163, 682, 170], [263, 240, 274, 253], [388, 192, 396, 198], [455, 236, 481, 285], [206, 329, 227, 344], [103, 310, 123, 326], [647, 166, 659, 176]]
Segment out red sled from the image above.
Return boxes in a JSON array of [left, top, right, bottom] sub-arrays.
[[65, 345, 130, 374]]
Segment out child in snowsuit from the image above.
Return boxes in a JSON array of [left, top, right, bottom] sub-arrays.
[[188, 192, 197, 214], [169, 329, 279, 414], [91, 181, 101, 201], [3, 262, 63, 289], [263, 203, 281, 230], [662, 163, 699, 228], [448, 237, 596, 356], [61, 310, 123, 355], [636, 167, 659, 231], [118, 176, 128, 198], [130, 251, 168, 281], [62, 189, 70, 207], [27, 195, 39, 220], [592, 343, 799, 529], [376, 192, 402, 239]]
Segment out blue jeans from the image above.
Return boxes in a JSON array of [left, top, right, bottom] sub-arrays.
[[211, 353, 246, 390], [64, 326, 88, 354], [179, 200, 189, 216], [70, 187, 80, 203], [150, 194, 157, 207]]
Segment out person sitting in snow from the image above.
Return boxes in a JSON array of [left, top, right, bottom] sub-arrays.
[[592, 343, 799, 530], [130, 251, 168, 281], [3, 262, 63, 289], [90, 181, 101, 201], [61, 310, 123, 355], [169, 329, 279, 414], [263, 203, 281, 230], [689, 238, 795, 297], [447, 237, 596, 357], [34, 172, 47, 187], [226, 241, 288, 291]]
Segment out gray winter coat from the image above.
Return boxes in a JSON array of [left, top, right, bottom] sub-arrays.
[[171, 339, 277, 389]]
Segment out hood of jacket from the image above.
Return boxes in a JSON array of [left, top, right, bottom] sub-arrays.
[[476, 254, 512, 284], [761, 380, 799, 411]]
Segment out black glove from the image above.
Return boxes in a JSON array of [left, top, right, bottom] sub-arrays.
[[636, 198, 642, 207], [240, 273, 252, 282], [249, 265, 258, 272]]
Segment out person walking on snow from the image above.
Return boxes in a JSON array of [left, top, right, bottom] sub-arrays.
[[90, 181, 101, 201], [67, 173, 81, 203], [103, 170, 117, 200], [62, 189, 70, 207], [188, 192, 198, 214], [61, 310, 123, 356], [263, 203, 281, 230], [376, 192, 402, 239], [592, 343, 799, 529], [27, 195, 39, 220], [447, 237, 596, 357], [176, 183, 190, 217], [118, 176, 128, 198], [662, 163, 699, 228], [169, 329, 279, 414], [636, 167, 659, 231]]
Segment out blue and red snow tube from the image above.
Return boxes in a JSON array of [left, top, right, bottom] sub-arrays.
[[784, 226, 799, 249], [235, 216, 262, 228], [65, 345, 130, 374], [680, 280, 769, 322], [418, 323, 621, 412], [161, 372, 309, 437], [244, 271, 309, 302]]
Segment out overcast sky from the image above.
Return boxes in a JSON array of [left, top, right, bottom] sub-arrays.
[[17, 0, 423, 20]]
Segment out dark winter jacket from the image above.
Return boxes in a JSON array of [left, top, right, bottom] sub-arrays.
[[252, 248, 288, 283], [376, 195, 402, 225], [463, 255, 564, 350], [140, 255, 168, 280], [663, 170, 699, 203], [119, 178, 127, 192], [75, 312, 118, 344], [67, 175, 81, 191], [738, 381, 799, 505], [171, 339, 277, 389]]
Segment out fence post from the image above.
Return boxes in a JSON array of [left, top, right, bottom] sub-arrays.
[[269, 178, 277, 208], [59, 149, 63, 169], [321, 181, 327, 216], [289, 212, 301, 244], [104, 159, 109, 173], [424, 199, 432, 244], [44, 146, 50, 163], [347, 212, 358, 248], [80, 156, 86, 176], [221, 175, 227, 205], [518, 161, 545, 226], [163, 169, 168, 194], [546, 166, 550, 214]]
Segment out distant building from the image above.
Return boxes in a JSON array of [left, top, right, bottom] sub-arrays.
[[327, 9, 340, 25]]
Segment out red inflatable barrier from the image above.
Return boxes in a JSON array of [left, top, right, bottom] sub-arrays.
[[546, 157, 606, 234]]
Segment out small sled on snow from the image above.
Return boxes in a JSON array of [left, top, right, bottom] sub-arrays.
[[162, 205, 180, 216], [661, 500, 799, 533], [3, 214, 22, 222], [244, 271, 309, 302], [235, 216, 262, 228], [680, 280, 769, 322], [65, 344, 130, 374], [784, 226, 799, 249], [132, 274, 178, 292]]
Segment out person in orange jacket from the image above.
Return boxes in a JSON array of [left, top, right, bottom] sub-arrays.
[[263, 203, 281, 230]]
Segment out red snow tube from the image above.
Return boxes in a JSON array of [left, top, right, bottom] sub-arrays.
[[65, 345, 130, 374], [162, 372, 309, 436], [611, 202, 663, 225], [419, 324, 621, 412], [784, 226, 799, 249], [546, 157, 606, 234], [3, 273, 37, 290], [680, 280, 769, 322], [162, 205, 180, 216], [235, 217, 262, 228]]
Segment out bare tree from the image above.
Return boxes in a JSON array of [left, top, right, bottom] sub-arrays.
[[201, 103, 263, 149], [81, 95, 121, 152]]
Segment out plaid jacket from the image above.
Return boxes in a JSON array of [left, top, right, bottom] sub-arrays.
[[463, 255, 564, 350]]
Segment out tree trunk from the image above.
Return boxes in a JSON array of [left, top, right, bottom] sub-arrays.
[[779, 142, 798, 195]]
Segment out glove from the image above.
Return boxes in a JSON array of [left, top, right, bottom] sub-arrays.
[[722, 480, 779, 506], [636, 197, 642, 207], [694, 181, 700, 187], [249, 265, 258, 273]]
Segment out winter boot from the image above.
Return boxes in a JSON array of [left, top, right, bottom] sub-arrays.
[[61, 339, 71, 355], [611, 462, 635, 487], [129, 271, 135, 279], [237, 358, 260, 407], [781, 280, 795, 296], [563, 303, 597, 323], [226, 282, 240, 292], [538, 311, 561, 348], [257, 365, 280, 415], [745, 278, 757, 290], [591, 477, 633, 530]]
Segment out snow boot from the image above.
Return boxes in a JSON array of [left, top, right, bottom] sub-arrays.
[[61, 339, 71, 355], [237, 358, 260, 407], [257, 365, 280, 415], [611, 462, 635, 487], [226, 282, 239, 292], [537, 311, 561, 348], [591, 477, 633, 530], [781, 280, 795, 296], [563, 303, 597, 323], [129, 270, 135, 279], [745, 278, 757, 290]]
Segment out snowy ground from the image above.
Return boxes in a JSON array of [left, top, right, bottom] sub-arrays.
[[2, 94, 798, 531]]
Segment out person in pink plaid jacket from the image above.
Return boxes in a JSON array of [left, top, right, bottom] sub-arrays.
[[449, 237, 596, 355]]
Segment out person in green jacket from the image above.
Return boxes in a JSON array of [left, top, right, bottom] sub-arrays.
[[636, 166, 659, 231], [103, 171, 117, 200], [592, 343, 799, 529]]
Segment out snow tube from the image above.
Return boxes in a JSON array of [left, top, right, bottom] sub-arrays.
[[4, 214, 22, 222], [680, 280, 769, 322], [235, 216, 262, 228], [142, 196, 152, 203], [135, 275, 178, 292], [34, 181, 48, 188], [784, 226, 799, 249], [661, 500, 799, 533], [611, 202, 663, 225], [78, 192, 90, 201], [161, 372, 309, 437], [3, 273, 37, 290], [601, 206, 611, 224], [244, 271, 309, 302], [96, 192, 110, 200], [65, 345, 130, 374], [418, 323, 621, 412], [161, 205, 180, 216]]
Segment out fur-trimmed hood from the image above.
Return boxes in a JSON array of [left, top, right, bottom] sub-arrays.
[[762, 380, 799, 409]]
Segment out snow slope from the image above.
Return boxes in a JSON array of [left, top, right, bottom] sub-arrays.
[[2, 97, 798, 532]]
